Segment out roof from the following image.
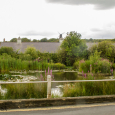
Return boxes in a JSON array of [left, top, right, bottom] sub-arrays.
[[0, 42, 61, 53], [1, 42, 112, 53]]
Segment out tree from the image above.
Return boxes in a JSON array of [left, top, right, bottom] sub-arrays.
[[10, 38, 17, 42], [21, 38, 31, 42], [25, 46, 38, 60], [0, 46, 17, 58], [40, 38, 47, 42], [48, 38, 59, 42], [89, 41, 115, 62], [32, 39, 38, 42], [58, 31, 87, 66]]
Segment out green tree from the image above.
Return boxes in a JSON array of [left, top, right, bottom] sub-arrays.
[[48, 38, 59, 42], [10, 38, 17, 42], [40, 38, 48, 42], [89, 41, 115, 62], [58, 31, 87, 66], [0, 46, 18, 58], [21, 38, 31, 42], [32, 39, 38, 42], [25, 46, 38, 60]]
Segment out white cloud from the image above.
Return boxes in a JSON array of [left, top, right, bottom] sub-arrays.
[[46, 0, 115, 10], [0, 0, 115, 41]]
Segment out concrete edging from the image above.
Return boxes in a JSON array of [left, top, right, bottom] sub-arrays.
[[0, 95, 115, 110]]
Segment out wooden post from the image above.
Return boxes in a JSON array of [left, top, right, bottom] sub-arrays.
[[0, 84, 1, 92], [47, 75, 51, 98]]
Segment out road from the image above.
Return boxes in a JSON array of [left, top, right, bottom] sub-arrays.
[[0, 103, 115, 115]]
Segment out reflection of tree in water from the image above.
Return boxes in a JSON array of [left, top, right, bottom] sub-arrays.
[[53, 72, 78, 80]]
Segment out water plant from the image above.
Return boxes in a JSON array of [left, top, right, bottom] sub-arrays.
[[0, 74, 22, 81], [0, 54, 66, 73], [37, 67, 55, 81]]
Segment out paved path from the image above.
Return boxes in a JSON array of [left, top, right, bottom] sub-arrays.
[[0, 102, 115, 115]]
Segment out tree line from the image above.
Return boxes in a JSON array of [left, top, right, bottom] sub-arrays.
[[9, 38, 59, 42]]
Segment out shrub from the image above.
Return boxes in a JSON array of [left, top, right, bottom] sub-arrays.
[[79, 51, 111, 73], [49, 63, 66, 70], [25, 46, 38, 60]]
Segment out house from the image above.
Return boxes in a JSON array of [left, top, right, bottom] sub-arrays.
[[0, 37, 97, 53]]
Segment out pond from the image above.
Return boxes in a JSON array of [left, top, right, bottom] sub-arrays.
[[0, 70, 114, 99]]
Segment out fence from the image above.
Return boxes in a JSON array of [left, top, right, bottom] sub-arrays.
[[0, 75, 115, 99]]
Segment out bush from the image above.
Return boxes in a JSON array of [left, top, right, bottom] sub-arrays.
[[79, 51, 111, 73], [25, 46, 38, 60], [73, 60, 79, 69], [49, 63, 66, 70], [19, 53, 32, 61]]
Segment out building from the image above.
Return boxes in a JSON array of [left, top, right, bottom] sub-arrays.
[[0, 37, 98, 53]]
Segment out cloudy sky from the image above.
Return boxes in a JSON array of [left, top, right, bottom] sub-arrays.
[[0, 0, 115, 42]]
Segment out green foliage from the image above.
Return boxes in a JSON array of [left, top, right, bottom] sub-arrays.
[[40, 38, 48, 42], [19, 53, 32, 61], [63, 75, 115, 97], [49, 63, 66, 70], [1, 83, 47, 99], [48, 38, 59, 42], [21, 38, 31, 42], [0, 74, 22, 80], [73, 60, 79, 70], [32, 39, 38, 42], [0, 47, 17, 58], [82, 38, 113, 43], [10, 38, 17, 42], [25, 46, 38, 60], [58, 31, 87, 66], [90, 41, 115, 62], [79, 51, 111, 73]]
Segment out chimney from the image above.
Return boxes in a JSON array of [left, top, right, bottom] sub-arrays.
[[3, 38, 5, 42], [17, 37, 21, 44]]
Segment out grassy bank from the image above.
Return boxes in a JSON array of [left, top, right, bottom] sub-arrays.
[[0, 83, 47, 100], [63, 75, 115, 97]]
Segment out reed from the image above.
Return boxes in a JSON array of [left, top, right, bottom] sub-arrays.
[[63, 75, 115, 97], [0, 55, 66, 72], [1, 83, 47, 99]]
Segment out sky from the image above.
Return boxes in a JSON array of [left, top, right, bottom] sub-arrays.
[[0, 0, 115, 42]]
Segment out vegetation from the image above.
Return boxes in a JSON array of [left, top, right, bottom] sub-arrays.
[[63, 75, 115, 97], [83, 38, 115, 43], [10, 38, 17, 42], [0, 53, 65, 72], [58, 31, 87, 66], [0, 83, 47, 99], [78, 51, 111, 73], [89, 41, 115, 62]]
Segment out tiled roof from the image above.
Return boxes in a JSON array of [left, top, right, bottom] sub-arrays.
[[1, 42, 112, 53], [0, 42, 61, 53]]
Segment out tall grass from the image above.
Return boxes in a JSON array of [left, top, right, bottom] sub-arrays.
[[63, 75, 115, 97], [0, 54, 66, 72], [1, 83, 47, 99]]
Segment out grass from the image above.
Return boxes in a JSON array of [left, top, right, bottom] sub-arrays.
[[0, 56, 66, 73], [0, 83, 47, 100], [63, 75, 115, 97]]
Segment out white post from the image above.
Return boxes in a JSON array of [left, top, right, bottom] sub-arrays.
[[47, 75, 51, 98], [0, 84, 1, 92]]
